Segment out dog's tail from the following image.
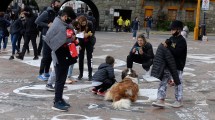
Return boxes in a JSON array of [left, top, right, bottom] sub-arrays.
[[104, 91, 112, 101], [112, 99, 131, 109]]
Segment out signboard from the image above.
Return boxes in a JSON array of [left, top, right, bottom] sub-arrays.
[[114, 12, 119, 17], [110, 8, 114, 14], [202, 0, 210, 10]]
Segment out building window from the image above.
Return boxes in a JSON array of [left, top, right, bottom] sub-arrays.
[[185, 10, 194, 22], [168, 9, 177, 21]]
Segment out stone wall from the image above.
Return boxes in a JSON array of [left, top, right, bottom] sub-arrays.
[[205, 2, 215, 32]]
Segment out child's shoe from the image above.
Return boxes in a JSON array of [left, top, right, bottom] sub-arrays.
[[171, 101, 183, 108], [97, 91, 106, 96], [152, 99, 165, 107], [91, 88, 98, 94]]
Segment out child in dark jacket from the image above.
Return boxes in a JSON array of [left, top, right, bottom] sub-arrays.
[[91, 56, 116, 96], [152, 20, 187, 108]]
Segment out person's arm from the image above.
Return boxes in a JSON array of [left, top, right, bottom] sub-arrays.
[[35, 11, 49, 28], [140, 43, 154, 59]]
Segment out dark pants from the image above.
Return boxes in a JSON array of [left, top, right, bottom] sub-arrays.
[[21, 34, 37, 57], [127, 54, 153, 71], [17, 34, 29, 53], [95, 79, 115, 92], [54, 63, 69, 102], [39, 41, 52, 75], [79, 40, 94, 77], [37, 33, 43, 55]]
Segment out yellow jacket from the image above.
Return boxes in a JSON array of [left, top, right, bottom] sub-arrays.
[[125, 19, 130, 26], [117, 16, 124, 26]]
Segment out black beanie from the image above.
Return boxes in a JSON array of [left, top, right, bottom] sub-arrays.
[[170, 20, 183, 30], [59, 6, 77, 20]]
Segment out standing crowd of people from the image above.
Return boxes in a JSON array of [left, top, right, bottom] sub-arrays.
[[0, 0, 187, 112]]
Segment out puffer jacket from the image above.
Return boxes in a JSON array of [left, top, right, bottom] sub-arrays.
[[151, 43, 180, 85], [92, 63, 116, 82]]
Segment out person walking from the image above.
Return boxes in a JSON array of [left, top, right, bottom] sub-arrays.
[[16, 6, 39, 60], [131, 17, 139, 40], [0, 12, 10, 53]]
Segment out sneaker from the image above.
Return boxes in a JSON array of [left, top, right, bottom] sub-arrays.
[[37, 75, 48, 81], [46, 84, 55, 91], [44, 73, 50, 78], [171, 101, 183, 108], [52, 101, 68, 111], [88, 75, 92, 81], [97, 91, 106, 96], [61, 99, 71, 108], [9, 56, 14, 60], [152, 100, 165, 107], [33, 56, 39, 60], [91, 88, 98, 94]]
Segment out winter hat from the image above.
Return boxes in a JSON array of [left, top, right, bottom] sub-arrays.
[[170, 20, 183, 30]]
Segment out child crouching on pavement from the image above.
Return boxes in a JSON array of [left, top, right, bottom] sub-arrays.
[[91, 56, 116, 96], [152, 20, 187, 108]]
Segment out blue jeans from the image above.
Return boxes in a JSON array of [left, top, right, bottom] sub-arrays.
[[67, 64, 74, 78], [3, 36, 8, 49], [11, 34, 19, 55], [132, 30, 137, 38], [0, 30, 4, 50]]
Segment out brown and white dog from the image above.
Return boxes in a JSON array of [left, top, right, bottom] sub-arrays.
[[104, 68, 139, 109]]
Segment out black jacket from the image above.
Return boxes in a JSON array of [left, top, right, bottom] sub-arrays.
[[35, 7, 58, 35], [130, 42, 154, 60], [165, 35, 187, 71], [10, 19, 23, 34], [92, 63, 116, 82], [0, 17, 10, 34], [24, 14, 38, 35], [151, 43, 180, 85]]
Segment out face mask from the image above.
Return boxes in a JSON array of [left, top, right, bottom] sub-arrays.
[[65, 18, 72, 24], [54, 6, 60, 12], [81, 25, 86, 31], [172, 30, 180, 37]]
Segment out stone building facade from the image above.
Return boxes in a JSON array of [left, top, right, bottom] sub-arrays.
[[34, 0, 215, 32]]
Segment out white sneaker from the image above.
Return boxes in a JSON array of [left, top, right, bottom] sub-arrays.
[[171, 101, 183, 108], [152, 100, 165, 107]]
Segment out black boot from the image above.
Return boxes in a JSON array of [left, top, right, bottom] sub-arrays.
[[16, 53, 24, 60], [78, 73, 83, 80]]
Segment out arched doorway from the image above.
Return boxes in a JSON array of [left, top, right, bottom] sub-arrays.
[[63, 0, 99, 30]]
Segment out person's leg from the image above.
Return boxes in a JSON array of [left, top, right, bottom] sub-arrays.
[[67, 64, 74, 78], [98, 79, 115, 92], [0, 31, 3, 51], [157, 69, 170, 100], [54, 64, 69, 102], [127, 54, 142, 68], [16, 34, 23, 52], [30, 34, 38, 59], [16, 34, 30, 59], [37, 33, 43, 55], [86, 44, 93, 80], [3, 36, 8, 50], [142, 59, 153, 71], [172, 70, 183, 107], [10, 34, 18, 56], [132, 30, 137, 39], [78, 43, 86, 79]]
